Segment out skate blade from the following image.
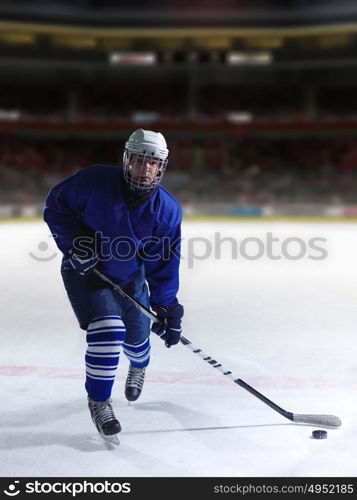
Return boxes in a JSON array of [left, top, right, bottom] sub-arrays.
[[100, 433, 120, 446]]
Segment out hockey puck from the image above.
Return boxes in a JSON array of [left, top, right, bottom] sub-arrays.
[[312, 430, 327, 439]]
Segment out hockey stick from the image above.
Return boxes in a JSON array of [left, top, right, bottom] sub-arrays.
[[93, 269, 342, 428]]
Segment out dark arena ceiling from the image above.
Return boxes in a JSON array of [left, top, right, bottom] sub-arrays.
[[0, 0, 357, 28], [1, 0, 357, 84]]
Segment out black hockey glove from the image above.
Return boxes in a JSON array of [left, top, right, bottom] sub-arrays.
[[151, 300, 184, 348], [68, 248, 99, 276]]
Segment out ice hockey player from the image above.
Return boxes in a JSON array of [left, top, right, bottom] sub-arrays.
[[43, 129, 183, 442]]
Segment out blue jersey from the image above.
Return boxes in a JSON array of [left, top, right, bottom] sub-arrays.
[[44, 165, 182, 308]]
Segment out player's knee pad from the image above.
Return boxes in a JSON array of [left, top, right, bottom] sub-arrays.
[[86, 314, 126, 343], [86, 315, 126, 364]]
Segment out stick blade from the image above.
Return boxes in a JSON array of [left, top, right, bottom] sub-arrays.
[[293, 413, 342, 428]]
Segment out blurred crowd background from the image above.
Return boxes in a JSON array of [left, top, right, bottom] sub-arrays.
[[1, 0, 357, 217]]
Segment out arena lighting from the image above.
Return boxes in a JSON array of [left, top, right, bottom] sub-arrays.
[[0, 109, 20, 121], [109, 51, 157, 65], [226, 111, 253, 123], [132, 111, 159, 123], [227, 51, 273, 65]]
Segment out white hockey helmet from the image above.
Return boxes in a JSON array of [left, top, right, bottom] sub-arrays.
[[123, 129, 169, 192]]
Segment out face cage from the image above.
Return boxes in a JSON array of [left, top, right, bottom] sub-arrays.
[[123, 151, 168, 192]]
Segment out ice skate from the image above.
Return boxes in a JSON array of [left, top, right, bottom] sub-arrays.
[[125, 365, 146, 402], [87, 396, 121, 445]]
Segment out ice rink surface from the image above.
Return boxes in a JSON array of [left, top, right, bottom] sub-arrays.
[[0, 220, 356, 477]]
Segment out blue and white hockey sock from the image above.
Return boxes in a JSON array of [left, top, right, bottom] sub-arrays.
[[123, 337, 151, 368], [85, 315, 126, 401]]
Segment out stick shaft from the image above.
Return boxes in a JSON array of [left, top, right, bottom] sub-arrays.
[[179, 335, 292, 420]]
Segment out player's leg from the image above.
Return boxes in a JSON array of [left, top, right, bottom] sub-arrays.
[[121, 281, 151, 402], [61, 259, 123, 436]]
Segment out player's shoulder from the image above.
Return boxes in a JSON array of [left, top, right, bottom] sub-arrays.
[[157, 185, 182, 225], [158, 185, 181, 208], [77, 165, 121, 180], [71, 165, 123, 190]]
